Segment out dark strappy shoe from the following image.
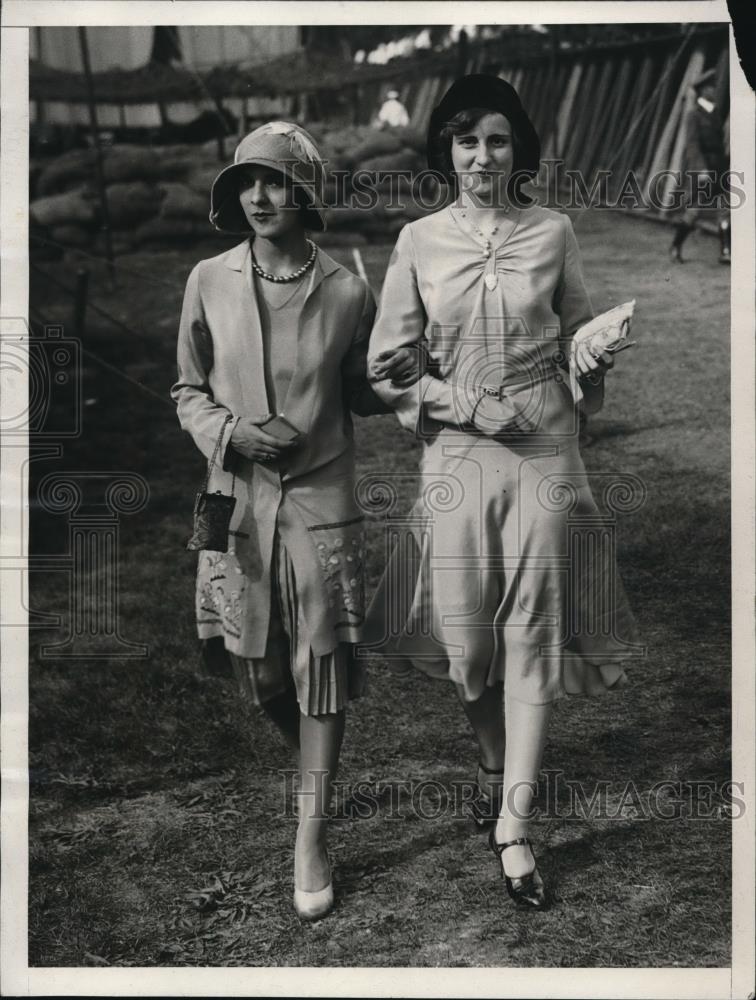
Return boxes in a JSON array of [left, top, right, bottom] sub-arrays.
[[465, 761, 503, 830], [488, 831, 547, 909]]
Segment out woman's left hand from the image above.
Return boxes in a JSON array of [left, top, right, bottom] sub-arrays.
[[369, 345, 425, 387], [573, 341, 614, 380], [574, 316, 632, 379]]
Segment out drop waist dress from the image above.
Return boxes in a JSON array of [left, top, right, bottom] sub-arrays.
[[364, 205, 641, 704], [171, 240, 383, 715]]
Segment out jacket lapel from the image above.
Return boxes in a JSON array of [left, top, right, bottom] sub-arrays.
[[223, 240, 270, 418]]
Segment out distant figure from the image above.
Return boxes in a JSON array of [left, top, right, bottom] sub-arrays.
[[669, 68, 730, 265], [375, 88, 410, 129]]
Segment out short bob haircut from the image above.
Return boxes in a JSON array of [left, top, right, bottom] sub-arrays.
[[426, 74, 541, 206], [437, 107, 533, 204]]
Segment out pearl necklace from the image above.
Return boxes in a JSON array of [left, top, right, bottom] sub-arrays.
[[251, 239, 318, 283], [456, 205, 512, 257]]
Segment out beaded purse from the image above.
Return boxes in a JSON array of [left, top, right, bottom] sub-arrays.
[[186, 415, 237, 553]]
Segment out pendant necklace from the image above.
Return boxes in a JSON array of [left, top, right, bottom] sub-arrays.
[[453, 202, 520, 291], [457, 203, 511, 258]]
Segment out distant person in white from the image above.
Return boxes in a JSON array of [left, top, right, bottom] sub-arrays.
[[376, 89, 410, 129]]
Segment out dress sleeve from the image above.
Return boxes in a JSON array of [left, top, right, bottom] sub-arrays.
[[341, 282, 390, 416], [367, 225, 478, 433], [554, 214, 594, 356], [170, 263, 239, 469], [554, 215, 606, 414]]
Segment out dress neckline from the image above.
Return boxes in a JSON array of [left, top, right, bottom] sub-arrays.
[[254, 270, 309, 311], [447, 203, 527, 257]]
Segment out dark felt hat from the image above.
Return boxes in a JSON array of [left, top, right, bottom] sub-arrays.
[[426, 74, 541, 184]]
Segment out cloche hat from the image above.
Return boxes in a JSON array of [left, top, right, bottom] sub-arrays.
[[210, 121, 327, 233], [426, 74, 541, 184]]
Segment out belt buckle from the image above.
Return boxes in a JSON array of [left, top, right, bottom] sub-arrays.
[[482, 384, 504, 401]]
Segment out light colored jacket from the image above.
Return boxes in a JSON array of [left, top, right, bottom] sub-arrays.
[[171, 239, 380, 657]]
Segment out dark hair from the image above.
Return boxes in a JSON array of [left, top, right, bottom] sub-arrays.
[[434, 106, 533, 205]]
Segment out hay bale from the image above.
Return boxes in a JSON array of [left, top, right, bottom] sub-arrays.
[[134, 216, 204, 247], [102, 145, 162, 184], [354, 147, 422, 175], [159, 182, 209, 221], [36, 144, 163, 196], [49, 224, 92, 248], [341, 131, 403, 169], [157, 143, 218, 182], [393, 125, 426, 153], [96, 181, 165, 228], [92, 231, 136, 257], [185, 165, 219, 198], [36, 150, 97, 196], [30, 188, 97, 228]]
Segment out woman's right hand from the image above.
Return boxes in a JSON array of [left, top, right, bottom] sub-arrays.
[[230, 414, 300, 463]]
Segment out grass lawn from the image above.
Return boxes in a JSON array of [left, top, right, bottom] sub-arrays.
[[27, 208, 731, 967]]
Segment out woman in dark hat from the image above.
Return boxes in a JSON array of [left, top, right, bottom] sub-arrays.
[[172, 121, 419, 921], [367, 76, 637, 908]]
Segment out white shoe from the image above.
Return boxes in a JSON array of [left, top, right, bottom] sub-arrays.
[[293, 879, 334, 921]]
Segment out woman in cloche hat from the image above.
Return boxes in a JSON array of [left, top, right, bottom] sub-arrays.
[[172, 121, 420, 921], [367, 75, 638, 909]]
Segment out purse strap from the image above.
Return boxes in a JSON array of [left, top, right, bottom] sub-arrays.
[[202, 414, 236, 496]]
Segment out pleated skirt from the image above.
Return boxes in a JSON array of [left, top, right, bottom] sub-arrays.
[[229, 532, 366, 716]]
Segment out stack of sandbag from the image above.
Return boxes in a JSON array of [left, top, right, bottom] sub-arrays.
[[29, 142, 222, 253], [29, 125, 439, 255]]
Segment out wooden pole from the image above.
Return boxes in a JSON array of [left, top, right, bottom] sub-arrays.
[[644, 47, 706, 207], [613, 53, 655, 179], [563, 60, 597, 167], [576, 57, 616, 178], [555, 61, 584, 163], [550, 26, 560, 162], [638, 51, 679, 186], [77, 27, 115, 287], [592, 55, 634, 179]]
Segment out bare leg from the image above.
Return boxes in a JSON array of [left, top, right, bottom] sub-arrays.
[[295, 708, 345, 892], [494, 694, 553, 878]]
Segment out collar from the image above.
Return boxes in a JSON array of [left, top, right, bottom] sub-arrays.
[[222, 239, 339, 296], [697, 96, 715, 113]]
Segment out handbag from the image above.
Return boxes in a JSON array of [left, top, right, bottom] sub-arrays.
[[186, 414, 237, 553]]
